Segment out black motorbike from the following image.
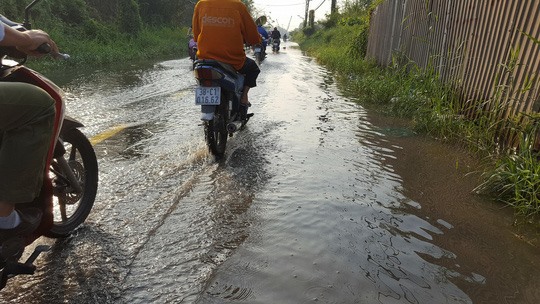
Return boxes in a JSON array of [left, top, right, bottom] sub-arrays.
[[272, 38, 280, 53], [193, 59, 252, 158], [253, 43, 264, 66]]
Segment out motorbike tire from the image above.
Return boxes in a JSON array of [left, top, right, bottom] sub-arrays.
[[205, 93, 229, 158], [45, 128, 98, 238], [255, 52, 261, 66]]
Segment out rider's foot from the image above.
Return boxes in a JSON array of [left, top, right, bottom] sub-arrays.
[[0, 208, 42, 259], [240, 96, 251, 107]]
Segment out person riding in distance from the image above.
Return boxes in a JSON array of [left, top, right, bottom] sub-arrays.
[[192, 0, 262, 106], [188, 37, 197, 61], [257, 23, 269, 55], [187, 26, 197, 61], [271, 27, 281, 48], [0, 18, 59, 257]]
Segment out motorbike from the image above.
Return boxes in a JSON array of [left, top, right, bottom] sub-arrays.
[[0, 0, 98, 290], [193, 59, 253, 159], [253, 43, 264, 66], [272, 38, 280, 53]]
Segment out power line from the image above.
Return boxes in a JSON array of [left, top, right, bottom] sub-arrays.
[[313, 0, 327, 11], [262, 3, 305, 6]]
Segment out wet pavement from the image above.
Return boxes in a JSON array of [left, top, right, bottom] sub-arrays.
[[1, 43, 539, 303]]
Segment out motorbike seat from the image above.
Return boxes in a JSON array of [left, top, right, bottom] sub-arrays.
[[194, 59, 239, 79]]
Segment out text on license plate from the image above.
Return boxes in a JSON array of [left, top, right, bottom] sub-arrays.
[[195, 86, 221, 105]]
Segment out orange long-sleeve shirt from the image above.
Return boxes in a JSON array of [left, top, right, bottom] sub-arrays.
[[192, 0, 261, 70]]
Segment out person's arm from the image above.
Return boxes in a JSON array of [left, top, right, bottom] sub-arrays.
[[0, 21, 58, 55]]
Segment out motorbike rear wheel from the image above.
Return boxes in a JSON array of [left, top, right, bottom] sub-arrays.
[[205, 93, 229, 158], [46, 128, 98, 238]]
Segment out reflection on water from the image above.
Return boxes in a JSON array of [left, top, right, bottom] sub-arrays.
[[195, 50, 473, 303], [2, 46, 539, 304], [197, 46, 540, 304]]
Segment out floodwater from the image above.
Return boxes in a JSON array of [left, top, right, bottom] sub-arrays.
[[1, 43, 539, 303]]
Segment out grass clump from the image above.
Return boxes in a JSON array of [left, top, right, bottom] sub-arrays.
[[27, 25, 188, 71]]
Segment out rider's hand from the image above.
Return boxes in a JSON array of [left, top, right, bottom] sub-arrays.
[[17, 29, 60, 57], [1, 25, 60, 57]]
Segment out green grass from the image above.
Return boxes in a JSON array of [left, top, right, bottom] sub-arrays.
[[26, 26, 188, 71]]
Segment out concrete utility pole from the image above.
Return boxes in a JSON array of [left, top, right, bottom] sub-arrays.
[[304, 0, 310, 28], [331, 0, 337, 14], [309, 10, 315, 28]]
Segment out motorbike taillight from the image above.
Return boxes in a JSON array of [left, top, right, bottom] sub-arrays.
[[194, 67, 223, 86]]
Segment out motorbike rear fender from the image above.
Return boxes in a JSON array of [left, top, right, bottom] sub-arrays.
[[196, 71, 244, 98], [53, 116, 84, 158], [194, 60, 244, 115], [194, 60, 244, 93], [61, 115, 84, 133]]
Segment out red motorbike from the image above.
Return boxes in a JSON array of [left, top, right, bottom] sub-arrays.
[[0, 0, 98, 290]]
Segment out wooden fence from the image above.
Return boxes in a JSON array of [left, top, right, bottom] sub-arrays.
[[366, 0, 540, 147]]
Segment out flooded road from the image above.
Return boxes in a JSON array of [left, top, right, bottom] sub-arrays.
[[1, 44, 539, 303]]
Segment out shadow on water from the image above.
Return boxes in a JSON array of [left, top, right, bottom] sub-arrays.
[[1, 225, 126, 303], [193, 126, 278, 302]]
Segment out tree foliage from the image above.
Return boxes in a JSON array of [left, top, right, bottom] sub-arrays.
[[0, 0, 266, 32], [0, 0, 196, 33]]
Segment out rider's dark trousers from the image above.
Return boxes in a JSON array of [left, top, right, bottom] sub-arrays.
[[238, 57, 260, 88], [0, 82, 56, 203]]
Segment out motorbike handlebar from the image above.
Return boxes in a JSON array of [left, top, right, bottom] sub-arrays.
[[36, 43, 51, 54], [0, 22, 70, 60]]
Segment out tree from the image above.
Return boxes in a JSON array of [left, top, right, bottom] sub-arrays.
[[118, 0, 142, 36], [242, 0, 255, 13], [138, 0, 195, 26]]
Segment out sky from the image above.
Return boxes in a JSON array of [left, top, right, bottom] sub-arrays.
[[252, 0, 335, 32]]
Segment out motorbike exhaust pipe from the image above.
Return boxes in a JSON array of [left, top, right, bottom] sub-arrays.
[[227, 121, 242, 133]]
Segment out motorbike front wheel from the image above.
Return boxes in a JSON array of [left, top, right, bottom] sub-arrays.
[[46, 128, 98, 238], [205, 94, 229, 158]]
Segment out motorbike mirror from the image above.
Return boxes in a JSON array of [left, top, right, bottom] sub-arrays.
[[24, 0, 42, 29], [256, 16, 267, 26]]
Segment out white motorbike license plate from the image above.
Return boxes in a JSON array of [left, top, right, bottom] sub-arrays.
[[254, 47, 261, 52], [195, 86, 221, 105]]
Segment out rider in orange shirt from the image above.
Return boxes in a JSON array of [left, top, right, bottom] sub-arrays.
[[192, 0, 262, 106]]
